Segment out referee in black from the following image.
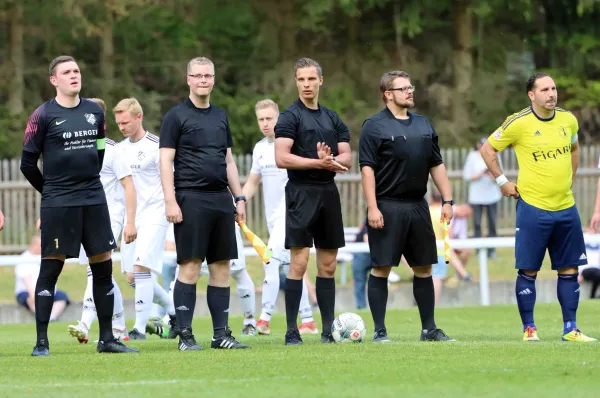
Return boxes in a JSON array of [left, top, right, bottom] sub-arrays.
[[159, 56, 249, 351], [359, 70, 455, 342], [20, 55, 137, 355], [275, 58, 352, 345]]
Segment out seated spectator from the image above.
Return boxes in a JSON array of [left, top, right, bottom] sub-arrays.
[[15, 235, 70, 320], [580, 227, 600, 299]]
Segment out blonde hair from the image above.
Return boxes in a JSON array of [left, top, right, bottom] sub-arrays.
[[187, 57, 214, 74], [380, 70, 410, 103], [89, 98, 106, 113], [255, 99, 279, 113], [113, 98, 143, 116]]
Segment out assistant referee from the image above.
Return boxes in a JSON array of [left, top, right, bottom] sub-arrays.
[[359, 70, 455, 342]]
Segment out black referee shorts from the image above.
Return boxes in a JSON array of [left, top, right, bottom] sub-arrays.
[[174, 190, 237, 264], [284, 181, 345, 250], [367, 198, 438, 268], [40, 204, 117, 259]]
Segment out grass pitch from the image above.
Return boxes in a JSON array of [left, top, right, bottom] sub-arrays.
[[0, 302, 599, 397]]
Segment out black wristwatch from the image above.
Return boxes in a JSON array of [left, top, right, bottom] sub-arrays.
[[442, 199, 454, 206], [234, 195, 246, 203]]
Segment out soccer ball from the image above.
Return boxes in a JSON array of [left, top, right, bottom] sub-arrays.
[[331, 312, 367, 343]]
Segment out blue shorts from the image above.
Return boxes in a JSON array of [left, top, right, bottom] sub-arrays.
[[515, 199, 587, 271], [16, 290, 70, 310], [432, 255, 448, 279]]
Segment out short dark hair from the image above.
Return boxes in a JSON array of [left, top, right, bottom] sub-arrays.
[[294, 58, 322, 77], [49, 55, 76, 76], [526, 72, 550, 93]]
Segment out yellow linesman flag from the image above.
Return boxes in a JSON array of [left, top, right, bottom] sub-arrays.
[[443, 219, 450, 264], [237, 220, 272, 264]]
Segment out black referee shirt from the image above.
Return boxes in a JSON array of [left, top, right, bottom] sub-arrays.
[[159, 98, 233, 193], [359, 107, 443, 201], [275, 98, 350, 184]]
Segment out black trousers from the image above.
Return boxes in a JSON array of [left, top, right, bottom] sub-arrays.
[[582, 268, 600, 299], [471, 203, 498, 254]]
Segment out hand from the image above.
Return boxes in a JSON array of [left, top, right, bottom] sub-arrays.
[[0, 209, 4, 231], [316, 142, 331, 159], [500, 181, 519, 199], [27, 295, 35, 312], [235, 200, 246, 223], [123, 223, 137, 244], [316, 142, 348, 173], [166, 200, 183, 223], [368, 206, 384, 229], [36, 218, 41, 231], [590, 211, 600, 233], [440, 203, 454, 224]]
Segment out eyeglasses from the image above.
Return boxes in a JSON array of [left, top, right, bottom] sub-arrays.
[[387, 85, 415, 93], [188, 74, 215, 80]]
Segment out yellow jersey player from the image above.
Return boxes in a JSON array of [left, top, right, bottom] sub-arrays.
[[481, 72, 596, 343]]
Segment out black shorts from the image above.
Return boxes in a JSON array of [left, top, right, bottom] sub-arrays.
[[285, 181, 345, 250], [40, 204, 117, 259], [367, 198, 438, 267], [174, 190, 237, 264]]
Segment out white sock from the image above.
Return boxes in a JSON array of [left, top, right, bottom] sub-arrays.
[[111, 276, 126, 331], [260, 258, 281, 322], [299, 277, 314, 324], [151, 273, 175, 316], [133, 272, 153, 333], [232, 268, 256, 326], [80, 267, 95, 332]]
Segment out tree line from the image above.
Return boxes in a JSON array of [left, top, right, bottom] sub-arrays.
[[1, 0, 599, 157]]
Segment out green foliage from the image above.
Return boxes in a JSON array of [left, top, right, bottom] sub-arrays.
[[1, 0, 600, 156]]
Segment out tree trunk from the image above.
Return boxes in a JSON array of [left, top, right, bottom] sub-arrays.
[[8, 1, 24, 115], [100, 8, 115, 99], [451, 0, 473, 140]]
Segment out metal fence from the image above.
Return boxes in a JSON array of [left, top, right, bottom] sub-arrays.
[[1, 145, 599, 253]]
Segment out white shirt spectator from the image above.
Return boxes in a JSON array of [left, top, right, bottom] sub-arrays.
[[463, 150, 502, 205], [14, 250, 45, 295]]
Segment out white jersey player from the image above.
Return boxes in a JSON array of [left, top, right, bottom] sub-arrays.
[[242, 99, 318, 335], [114, 98, 177, 340], [68, 98, 137, 343]]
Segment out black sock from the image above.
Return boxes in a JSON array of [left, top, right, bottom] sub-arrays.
[[413, 275, 437, 331], [285, 278, 303, 331], [368, 274, 388, 331], [90, 259, 115, 343], [174, 280, 196, 330], [35, 259, 65, 344], [316, 277, 336, 335], [207, 285, 230, 338]]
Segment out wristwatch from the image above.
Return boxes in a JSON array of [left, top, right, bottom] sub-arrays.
[[442, 199, 454, 206], [234, 196, 246, 203]]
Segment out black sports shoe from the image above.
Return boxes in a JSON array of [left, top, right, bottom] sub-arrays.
[[285, 329, 303, 346], [320, 333, 335, 344], [97, 339, 139, 353], [420, 328, 456, 341], [211, 327, 250, 349], [373, 328, 391, 343], [128, 328, 146, 340], [178, 328, 203, 351], [168, 315, 180, 339], [31, 339, 50, 357]]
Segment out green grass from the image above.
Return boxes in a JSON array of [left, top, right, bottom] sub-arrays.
[[1, 302, 599, 397], [0, 247, 561, 303]]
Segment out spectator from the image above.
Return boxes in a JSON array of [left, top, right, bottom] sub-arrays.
[[352, 217, 371, 309], [463, 137, 502, 258], [449, 203, 473, 270], [15, 235, 70, 320], [580, 226, 600, 299]]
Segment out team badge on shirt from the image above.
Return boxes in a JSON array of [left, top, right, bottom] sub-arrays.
[[85, 113, 97, 126]]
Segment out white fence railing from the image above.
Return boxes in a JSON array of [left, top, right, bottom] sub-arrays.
[[3, 234, 600, 307]]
